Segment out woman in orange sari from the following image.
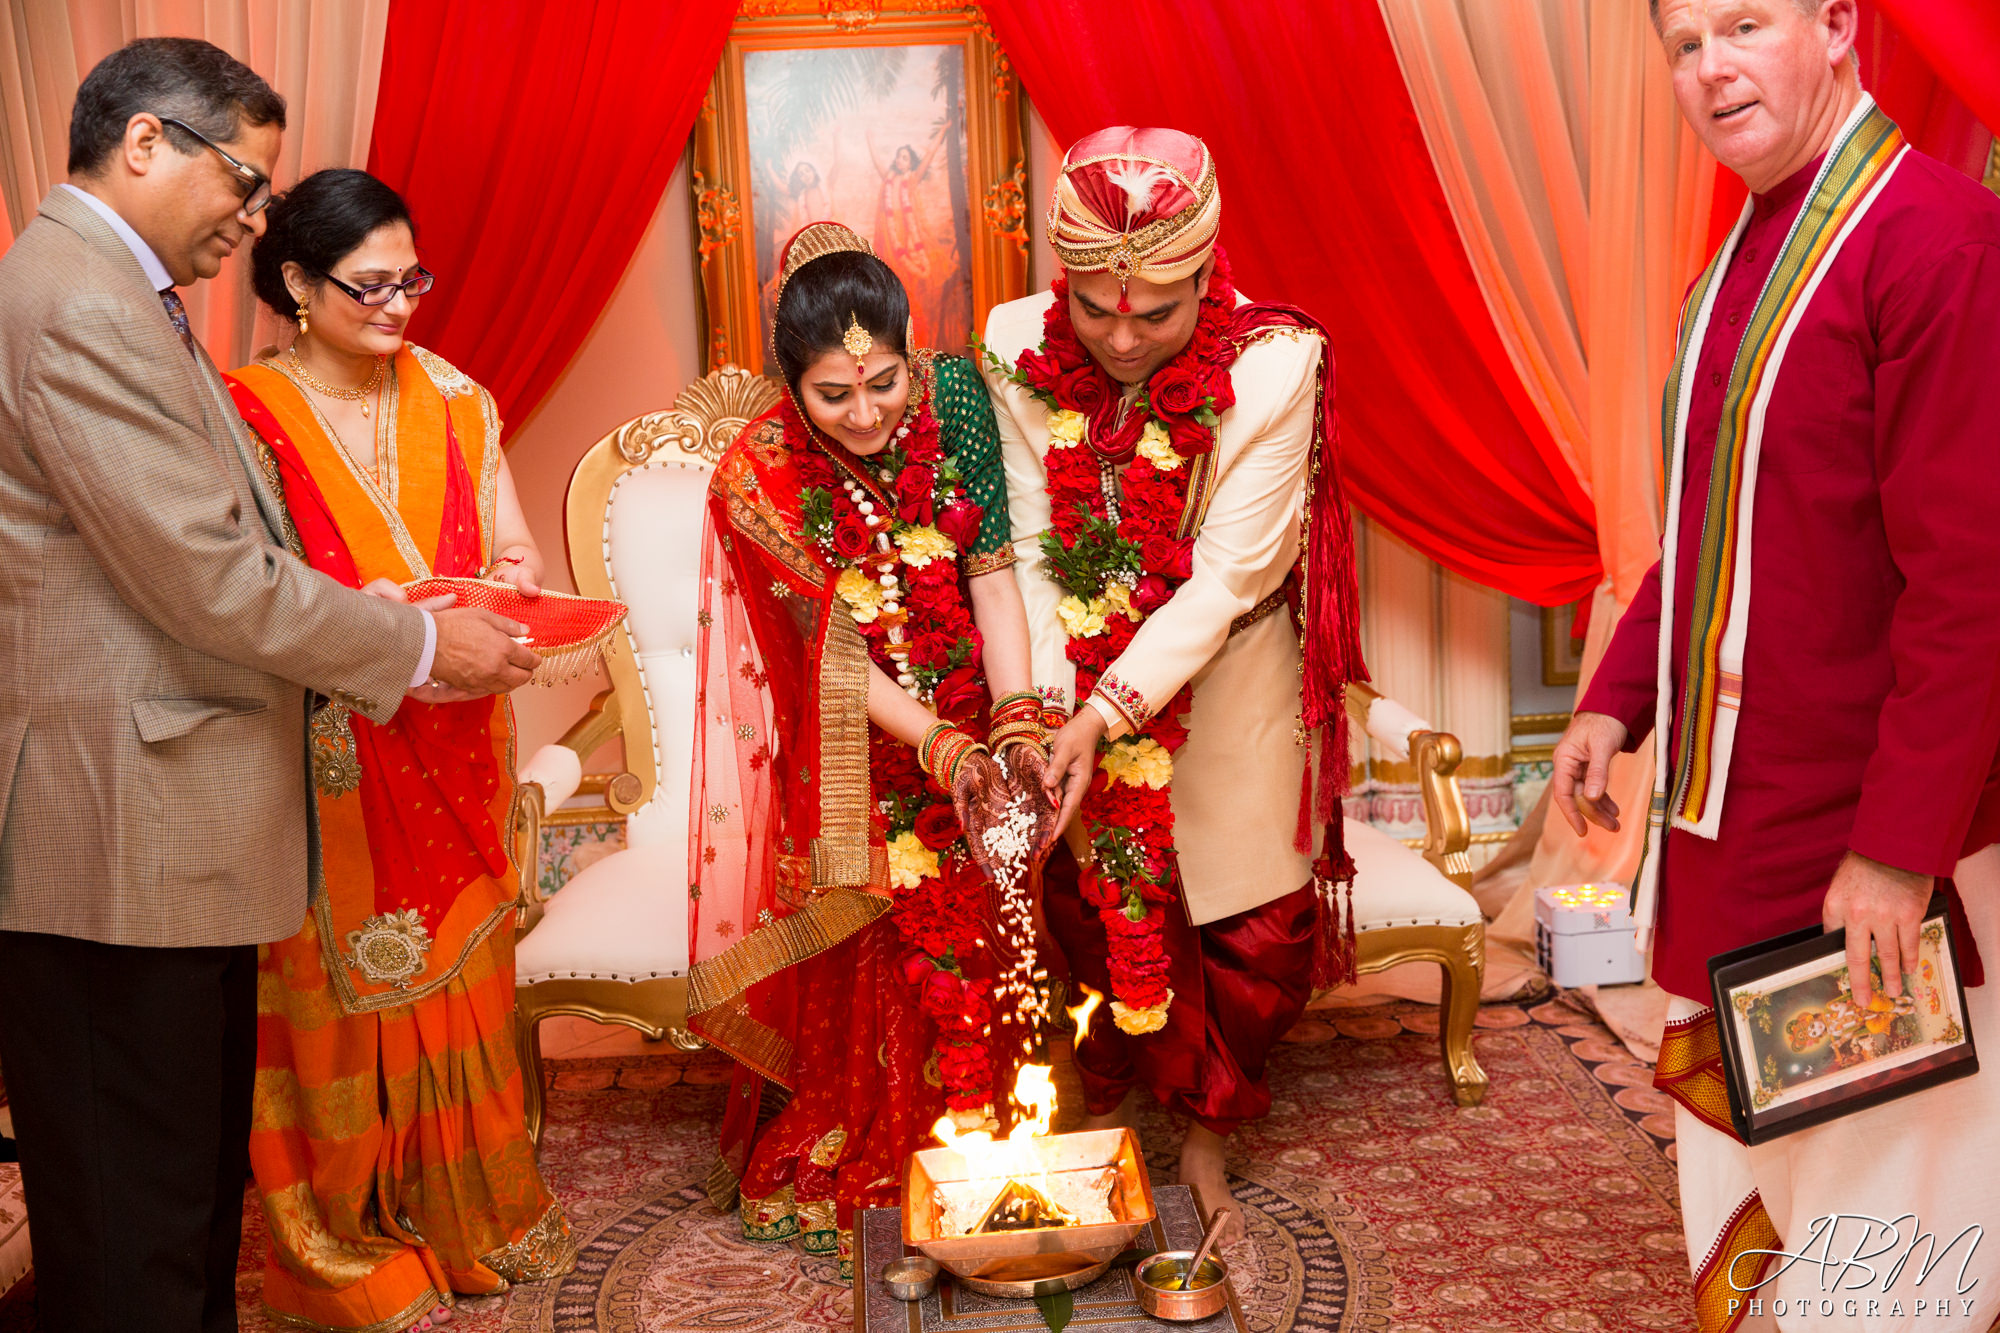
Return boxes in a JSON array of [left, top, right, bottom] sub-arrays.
[[224, 169, 573, 1333]]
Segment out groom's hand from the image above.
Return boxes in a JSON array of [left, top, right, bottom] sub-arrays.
[[1044, 708, 1106, 835]]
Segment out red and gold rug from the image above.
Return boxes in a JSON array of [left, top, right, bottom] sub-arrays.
[[210, 995, 1690, 1333]]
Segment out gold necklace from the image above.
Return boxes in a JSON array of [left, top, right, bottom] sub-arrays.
[[287, 345, 387, 417]]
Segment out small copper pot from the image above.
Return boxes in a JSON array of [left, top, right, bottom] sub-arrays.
[[1132, 1251, 1230, 1321]]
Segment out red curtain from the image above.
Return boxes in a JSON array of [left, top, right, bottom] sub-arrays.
[[1873, 0, 2000, 140], [367, 0, 734, 433], [981, 0, 1601, 606]]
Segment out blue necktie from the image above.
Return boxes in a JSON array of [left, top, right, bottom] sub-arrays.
[[159, 288, 197, 358]]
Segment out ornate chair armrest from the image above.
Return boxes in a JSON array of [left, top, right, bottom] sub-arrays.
[[513, 687, 627, 923], [1411, 730, 1474, 890], [1342, 683, 1474, 890]]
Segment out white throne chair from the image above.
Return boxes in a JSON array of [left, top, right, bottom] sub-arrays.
[[511, 368, 780, 1142]]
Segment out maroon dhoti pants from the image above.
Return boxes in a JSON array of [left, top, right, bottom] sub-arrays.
[[1041, 845, 1317, 1136]]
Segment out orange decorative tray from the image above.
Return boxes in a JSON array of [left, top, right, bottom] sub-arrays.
[[403, 577, 628, 687]]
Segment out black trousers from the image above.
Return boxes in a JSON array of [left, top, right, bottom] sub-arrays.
[[0, 931, 256, 1333]]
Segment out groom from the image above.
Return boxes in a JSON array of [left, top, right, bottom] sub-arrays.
[[983, 127, 1364, 1239]]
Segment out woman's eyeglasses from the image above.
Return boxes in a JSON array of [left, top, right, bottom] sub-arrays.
[[156, 115, 272, 216], [322, 267, 438, 307]]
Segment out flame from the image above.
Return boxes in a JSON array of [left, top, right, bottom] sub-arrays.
[[1066, 984, 1104, 1047], [1012, 1062, 1058, 1138], [930, 1061, 1061, 1177]]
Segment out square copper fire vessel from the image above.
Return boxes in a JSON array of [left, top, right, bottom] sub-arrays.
[[900, 1128, 1157, 1294]]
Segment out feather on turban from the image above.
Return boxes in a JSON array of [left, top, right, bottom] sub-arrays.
[[1046, 126, 1220, 311]]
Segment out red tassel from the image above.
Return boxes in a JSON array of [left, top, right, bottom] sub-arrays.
[[1294, 741, 1315, 854]]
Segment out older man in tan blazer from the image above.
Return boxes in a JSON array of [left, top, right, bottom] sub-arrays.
[[0, 38, 536, 1333]]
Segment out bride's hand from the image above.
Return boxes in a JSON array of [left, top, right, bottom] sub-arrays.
[[951, 748, 1017, 882], [998, 745, 1063, 863]]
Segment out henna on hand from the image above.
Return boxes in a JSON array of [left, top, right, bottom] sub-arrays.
[[1000, 746, 1063, 864], [952, 748, 1015, 883]]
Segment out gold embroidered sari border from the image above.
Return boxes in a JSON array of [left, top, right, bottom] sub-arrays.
[[812, 611, 873, 888], [687, 886, 892, 1024], [316, 892, 515, 1016]]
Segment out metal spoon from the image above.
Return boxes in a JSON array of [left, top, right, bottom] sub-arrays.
[[1161, 1207, 1231, 1290]]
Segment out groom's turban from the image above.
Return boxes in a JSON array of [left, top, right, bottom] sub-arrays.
[[1046, 126, 1220, 308]]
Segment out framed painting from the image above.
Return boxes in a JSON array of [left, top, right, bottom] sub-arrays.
[[1709, 895, 1976, 1144], [1541, 602, 1585, 688], [690, 0, 1030, 375]]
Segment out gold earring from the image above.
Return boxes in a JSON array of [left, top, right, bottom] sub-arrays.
[[296, 299, 309, 336]]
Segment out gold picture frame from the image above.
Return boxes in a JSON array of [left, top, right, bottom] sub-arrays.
[[690, 0, 1029, 375], [1541, 602, 1585, 688]]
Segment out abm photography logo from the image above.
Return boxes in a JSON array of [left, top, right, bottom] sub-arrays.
[[1728, 1214, 1983, 1323]]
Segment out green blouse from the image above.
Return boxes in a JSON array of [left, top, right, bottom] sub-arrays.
[[930, 353, 1010, 558]]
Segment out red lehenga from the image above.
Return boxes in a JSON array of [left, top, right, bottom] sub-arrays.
[[686, 355, 1024, 1277]]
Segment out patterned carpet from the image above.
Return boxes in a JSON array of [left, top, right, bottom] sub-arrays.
[[213, 994, 1691, 1333]]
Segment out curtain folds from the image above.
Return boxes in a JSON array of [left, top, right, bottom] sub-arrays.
[[365, 0, 733, 435], [1377, 0, 1591, 498], [1871, 0, 2000, 141], [981, 0, 1602, 607]]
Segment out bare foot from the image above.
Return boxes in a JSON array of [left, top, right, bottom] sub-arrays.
[[407, 1305, 452, 1332], [1177, 1122, 1244, 1246], [1078, 1087, 1139, 1132]]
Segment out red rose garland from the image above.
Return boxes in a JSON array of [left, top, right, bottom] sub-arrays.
[[780, 367, 1000, 1122], [986, 250, 1244, 1034]]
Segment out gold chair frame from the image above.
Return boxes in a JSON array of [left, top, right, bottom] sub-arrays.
[[1340, 682, 1489, 1107], [514, 368, 780, 1143]]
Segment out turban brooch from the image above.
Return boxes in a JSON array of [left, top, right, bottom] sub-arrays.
[[1046, 126, 1221, 310]]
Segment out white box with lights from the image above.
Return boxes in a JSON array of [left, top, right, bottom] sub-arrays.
[[1534, 883, 1646, 988]]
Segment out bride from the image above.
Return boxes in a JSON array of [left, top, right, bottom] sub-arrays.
[[687, 222, 1056, 1276]]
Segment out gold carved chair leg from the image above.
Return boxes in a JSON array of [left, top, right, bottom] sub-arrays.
[[1436, 922, 1489, 1106], [1352, 922, 1490, 1107], [518, 1008, 549, 1145]]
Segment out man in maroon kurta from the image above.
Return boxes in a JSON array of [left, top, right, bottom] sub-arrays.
[[1554, 3, 2000, 1330]]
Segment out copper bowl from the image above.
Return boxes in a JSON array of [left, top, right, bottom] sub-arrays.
[[901, 1127, 1157, 1298], [1133, 1251, 1231, 1321]]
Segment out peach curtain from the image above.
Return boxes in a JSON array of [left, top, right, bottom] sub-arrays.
[[0, 1, 389, 366], [1380, 0, 1724, 905], [1376, 0, 1591, 494]]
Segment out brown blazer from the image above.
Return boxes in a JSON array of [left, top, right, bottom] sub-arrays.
[[0, 187, 428, 948]]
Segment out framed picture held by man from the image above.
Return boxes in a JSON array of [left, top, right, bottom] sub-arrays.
[[689, 0, 1029, 373]]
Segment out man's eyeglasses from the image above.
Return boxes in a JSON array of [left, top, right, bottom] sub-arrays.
[[322, 266, 438, 307], [155, 116, 272, 216]]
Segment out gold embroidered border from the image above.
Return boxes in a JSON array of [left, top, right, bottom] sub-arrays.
[[474, 386, 502, 566], [723, 485, 824, 588], [811, 611, 872, 887], [964, 546, 1017, 576], [688, 886, 891, 1022], [741, 1183, 801, 1241], [799, 1198, 839, 1253], [777, 845, 890, 908], [707, 1154, 742, 1212], [315, 891, 515, 1016], [1655, 1007, 1739, 1139], [1693, 1191, 1777, 1333], [479, 1201, 577, 1284]]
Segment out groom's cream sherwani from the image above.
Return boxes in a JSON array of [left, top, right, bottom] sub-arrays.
[[982, 290, 1322, 925]]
